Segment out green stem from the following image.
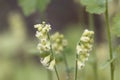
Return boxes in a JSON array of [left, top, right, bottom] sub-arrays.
[[47, 33, 60, 80], [54, 66, 60, 80], [75, 54, 78, 80], [105, 0, 114, 80], [63, 52, 71, 80]]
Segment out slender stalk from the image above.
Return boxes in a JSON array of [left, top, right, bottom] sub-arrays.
[[105, 0, 114, 80], [89, 14, 98, 80], [47, 33, 60, 80], [75, 54, 78, 80], [63, 52, 71, 80], [54, 66, 60, 80]]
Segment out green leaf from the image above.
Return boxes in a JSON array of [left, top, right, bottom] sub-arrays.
[[80, 0, 106, 14], [37, 0, 50, 12], [80, 0, 96, 5], [100, 58, 114, 69], [112, 13, 120, 37], [18, 0, 37, 16], [100, 51, 116, 69], [86, 4, 105, 14]]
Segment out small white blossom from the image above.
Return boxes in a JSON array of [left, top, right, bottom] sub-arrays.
[[80, 36, 90, 42], [82, 29, 94, 36], [76, 45, 82, 54], [82, 29, 89, 36], [37, 42, 50, 52], [48, 59, 56, 70], [34, 24, 42, 29], [43, 24, 51, 32], [35, 31, 43, 38], [41, 55, 51, 66], [77, 60, 85, 70]]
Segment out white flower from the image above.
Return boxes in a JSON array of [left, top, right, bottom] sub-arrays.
[[48, 59, 56, 70], [82, 29, 89, 36], [76, 45, 82, 54], [41, 55, 51, 66], [79, 53, 89, 62], [85, 44, 93, 51], [44, 24, 51, 32], [44, 44, 50, 51], [34, 24, 42, 29], [37, 43, 50, 52], [77, 60, 85, 70], [82, 29, 94, 36], [80, 36, 90, 42], [35, 31, 43, 38]]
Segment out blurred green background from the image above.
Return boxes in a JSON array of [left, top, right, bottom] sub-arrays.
[[0, 0, 120, 80]]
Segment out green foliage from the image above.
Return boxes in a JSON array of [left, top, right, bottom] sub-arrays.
[[37, 0, 50, 12], [100, 57, 115, 69], [112, 13, 120, 37], [18, 0, 37, 16], [80, 0, 106, 14], [18, 0, 50, 16]]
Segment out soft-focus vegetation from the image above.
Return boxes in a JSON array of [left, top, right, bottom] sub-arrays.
[[0, 0, 120, 80]]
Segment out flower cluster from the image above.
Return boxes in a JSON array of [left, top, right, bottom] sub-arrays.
[[34, 22, 51, 53], [34, 22, 68, 70], [34, 22, 55, 70], [76, 29, 94, 70], [51, 32, 68, 54]]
